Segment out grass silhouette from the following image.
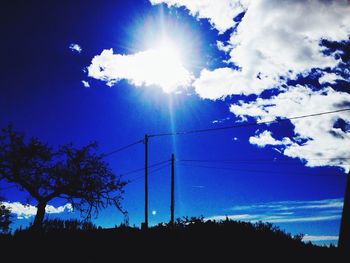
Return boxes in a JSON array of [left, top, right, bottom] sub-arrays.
[[0, 217, 344, 262]]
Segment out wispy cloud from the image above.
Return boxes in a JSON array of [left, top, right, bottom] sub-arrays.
[[212, 117, 230, 124], [206, 198, 343, 224], [302, 235, 338, 242], [69, 43, 82, 53], [191, 185, 205, 189], [81, 80, 90, 88], [3, 202, 73, 219], [230, 198, 344, 212]]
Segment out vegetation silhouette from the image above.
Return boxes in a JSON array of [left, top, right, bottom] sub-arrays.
[[0, 196, 11, 233], [0, 217, 344, 262], [0, 124, 127, 230]]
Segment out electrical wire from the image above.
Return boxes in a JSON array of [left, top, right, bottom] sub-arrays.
[[120, 159, 170, 176], [178, 157, 350, 164], [177, 163, 344, 177], [102, 139, 144, 157], [149, 108, 350, 137], [127, 162, 171, 184]]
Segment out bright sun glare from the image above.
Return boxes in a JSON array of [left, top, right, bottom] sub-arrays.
[[88, 15, 200, 93], [145, 40, 193, 93]]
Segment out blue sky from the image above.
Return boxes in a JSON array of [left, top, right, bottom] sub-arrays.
[[1, 0, 350, 246]]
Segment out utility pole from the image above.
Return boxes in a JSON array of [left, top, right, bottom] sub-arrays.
[[171, 153, 175, 225], [143, 134, 149, 230], [339, 170, 350, 251]]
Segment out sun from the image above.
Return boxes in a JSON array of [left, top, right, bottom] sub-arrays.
[[127, 13, 202, 93], [146, 40, 193, 93], [120, 38, 193, 93]]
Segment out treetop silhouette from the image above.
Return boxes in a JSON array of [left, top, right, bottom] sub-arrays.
[[0, 124, 127, 229]]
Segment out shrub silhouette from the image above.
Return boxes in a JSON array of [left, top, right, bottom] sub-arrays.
[[0, 197, 11, 234], [1, 217, 341, 262], [39, 218, 97, 232]]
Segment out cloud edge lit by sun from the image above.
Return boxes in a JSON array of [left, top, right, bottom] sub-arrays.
[[87, 44, 194, 93]]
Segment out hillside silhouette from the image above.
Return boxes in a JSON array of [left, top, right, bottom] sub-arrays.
[[0, 217, 344, 262]]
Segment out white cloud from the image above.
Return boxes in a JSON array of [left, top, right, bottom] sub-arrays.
[[69, 43, 82, 53], [265, 215, 340, 223], [3, 202, 73, 219], [206, 214, 341, 224], [81, 80, 90, 88], [165, 1, 350, 171], [212, 117, 230, 124], [302, 235, 338, 242], [249, 130, 292, 148], [87, 48, 193, 93], [149, 0, 249, 34], [318, 72, 344, 85], [231, 85, 350, 171], [216, 41, 231, 53], [192, 0, 350, 98], [205, 198, 343, 225], [193, 67, 277, 99], [229, 198, 343, 212]]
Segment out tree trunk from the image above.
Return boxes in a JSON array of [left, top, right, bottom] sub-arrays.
[[32, 200, 47, 230]]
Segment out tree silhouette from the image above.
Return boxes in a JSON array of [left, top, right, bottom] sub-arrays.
[[0, 197, 11, 233], [0, 124, 127, 230]]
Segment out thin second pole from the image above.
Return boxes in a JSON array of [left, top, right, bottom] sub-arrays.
[[144, 134, 149, 229], [171, 153, 175, 225], [339, 170, 350, 250]]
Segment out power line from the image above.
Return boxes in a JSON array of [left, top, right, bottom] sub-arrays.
[[102, 139, 144, 157], [127, 162, 171, 184], [178, 157, 350, 164], [128, 175, 144, 183], [147, 162, 171, 176], [149, 108, 350, 137], [179, 164, 344, 176], [120, 159, 170, 176], [101, 108, 350, 156]]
